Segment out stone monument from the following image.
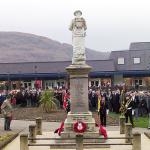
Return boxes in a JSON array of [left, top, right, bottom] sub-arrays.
[[61, 10, 98, 138], [69, 10, 86, 65]]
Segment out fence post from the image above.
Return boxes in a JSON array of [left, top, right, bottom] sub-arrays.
[[36, 117, 42, 135], [120, 115, 125, 134], [125, 123, 132, 143], [76, 134, 83, 150], [20, 133, 29, 150], [29, 124, 36, 143], [132, 132, 141, 150]]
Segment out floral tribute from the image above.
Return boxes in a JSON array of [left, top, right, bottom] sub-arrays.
[[73, 121, 87, 133], [54, 121, 108, 140]]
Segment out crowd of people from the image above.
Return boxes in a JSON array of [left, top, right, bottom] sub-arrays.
[[88, 88, 150, 115], [88, 87, 150, 127], [0, 88, 41, 108], [1, 86, 150, 130], [53, 86, 150, 127]]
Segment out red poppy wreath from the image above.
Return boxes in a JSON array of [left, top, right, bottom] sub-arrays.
[[73, 121, 87, 133]]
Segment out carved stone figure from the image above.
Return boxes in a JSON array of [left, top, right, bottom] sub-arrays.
[[69, 10, 87, 64]]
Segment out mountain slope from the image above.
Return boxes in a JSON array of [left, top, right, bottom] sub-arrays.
[[0, 32, 110, 63]]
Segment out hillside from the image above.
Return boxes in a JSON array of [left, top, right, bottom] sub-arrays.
[[0, 32, 110, 63]]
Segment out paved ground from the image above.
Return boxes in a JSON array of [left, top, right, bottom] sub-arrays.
[[0, 119, 150, 150]]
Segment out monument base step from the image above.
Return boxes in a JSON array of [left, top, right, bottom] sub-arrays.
[[47, 132, 110, 149], [50, 144, 110, 149], [61, 130, 100, 138]]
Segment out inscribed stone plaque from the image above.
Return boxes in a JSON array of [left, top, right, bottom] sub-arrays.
[[70, 77, 88, 113]]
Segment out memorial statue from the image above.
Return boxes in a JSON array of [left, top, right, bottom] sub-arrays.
[[69, 10, 87, 64]]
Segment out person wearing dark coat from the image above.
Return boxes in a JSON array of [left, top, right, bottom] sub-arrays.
[[134, 92, 140, 119], [88, 89, 93, 110], [91, 90, 98, 111], [115, 91, 120, 114], [99, 95, 108, 127], [124, 95, 135, 127], [111, 91, 116, 112], [58, 89, 63, 109]]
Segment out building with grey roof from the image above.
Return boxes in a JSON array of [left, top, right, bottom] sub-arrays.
[[1, 42, 150, 90]]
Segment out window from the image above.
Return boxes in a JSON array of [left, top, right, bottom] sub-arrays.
[[61, 82, 64, 86], [118, 57, 124, 64], [91, 81, 94, 86], [95, 81, 99, 86], [133, 57, 140, 64], [135, 79, 143, 86], [90, 80, 99, 87]]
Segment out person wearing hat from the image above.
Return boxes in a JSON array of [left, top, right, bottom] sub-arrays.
[[1, 95, 13, 131]]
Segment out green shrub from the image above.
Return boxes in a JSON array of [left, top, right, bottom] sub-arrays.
[[40, 90, 60, 113]]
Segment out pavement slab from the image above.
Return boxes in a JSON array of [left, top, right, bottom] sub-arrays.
[[1, 119, 150, 150], [4, 131, 150, 150]]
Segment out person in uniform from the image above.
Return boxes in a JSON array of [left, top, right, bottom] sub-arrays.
[[124, 94, 135, 127]]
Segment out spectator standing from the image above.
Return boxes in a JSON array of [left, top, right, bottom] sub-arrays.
[[134, 92, 140, 120], [115, 90, 120, 113], [124, 95, 134, 127], [1, 95, 13, 131], [63, 89, 70, 113], [99, 95, 108, 126], [11, 95, 16, 107]]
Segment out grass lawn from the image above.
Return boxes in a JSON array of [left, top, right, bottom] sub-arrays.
[[134, 116, 149, 128], [0, 133, 17, 149], [0, 133, 13, 142], [109, 112, 149, 128]]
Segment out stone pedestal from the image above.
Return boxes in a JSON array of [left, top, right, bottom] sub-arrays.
[[29, 125, 36, 143], [20, 134, 29, 150], [132, 132, 141, 150], [66, 64, 91, 113], [36, 117, 42, 135], [76, 135, 83, 150], [125, 123, 132, 143], [119, 116, 125, 134], [62, 64, 98, 138]]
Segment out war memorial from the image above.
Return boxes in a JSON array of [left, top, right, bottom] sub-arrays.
[[12, 10, 147, 150], [63, 10, 99, 138], [1, 10, 150, 150]]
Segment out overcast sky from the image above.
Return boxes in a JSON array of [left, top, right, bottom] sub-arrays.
[[0, 0, 150, 52]]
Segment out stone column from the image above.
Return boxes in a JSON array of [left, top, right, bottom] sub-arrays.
[[20, 134, 29, 150], [120, 116, 125, 134], [76, 134, 83, 150], [125, 123, 132, 143], [132, 132, 141, 150], [36, 117, 42, 135], [29, 124, 36, 143], [69, 66, 90, 113]]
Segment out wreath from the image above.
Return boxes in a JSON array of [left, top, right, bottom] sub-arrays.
[[73, 121, 87, 133]]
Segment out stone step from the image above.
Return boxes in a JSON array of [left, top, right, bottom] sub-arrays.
[[61, 130, 100, 138], [50, 143, 110, 149]]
